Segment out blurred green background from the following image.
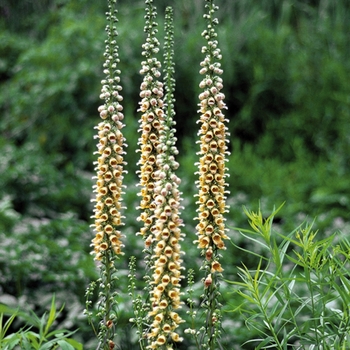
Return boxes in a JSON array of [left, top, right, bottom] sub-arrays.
[[1, 0, 350, 348]]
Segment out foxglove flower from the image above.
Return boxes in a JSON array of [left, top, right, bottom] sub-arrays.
[[86, 1, 126, 348], [136, 0, 165, 253], [196, 6, 229, 257], [91, 4, 126, 261], [194, 0, 229, 348], [139, 6, 185, 349]]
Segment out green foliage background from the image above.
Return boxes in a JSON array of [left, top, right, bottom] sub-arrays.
[[1, 0, 350, 348]]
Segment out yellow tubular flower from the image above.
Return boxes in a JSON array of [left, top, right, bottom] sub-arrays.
[[136, 4, 165, 249], [90, 10, 126, 262], [196, 5, 229, 266], [86, 2, 127, 348], [145, 6, 185, 349], [192, 1, 229, 348]]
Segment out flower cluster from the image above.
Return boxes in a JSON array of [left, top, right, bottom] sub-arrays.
[[90, 3, 126, 261], [193, 0, 229, 347], [146, 164, 184, 348], [145, 7, 185, 349], [195, 0, 229, 277], [137, 0, 165, 250], [86, 1, 126, 348]]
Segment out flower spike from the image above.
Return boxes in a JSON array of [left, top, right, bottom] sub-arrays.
[[138, 5, 185, 349], [194, 0, 229, 348], [91, 5, 126, 263], [137, 0, 164, 252], [196, 0, 229, 266], [86, 0, 127, 348]]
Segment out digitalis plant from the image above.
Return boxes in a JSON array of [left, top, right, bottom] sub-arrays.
[[194, 0, 229, 348], [136, 0, 165, 255], [129, 2, 166, 347], [136, 3, 185, 348], [145, 7, 185, 349], [86, 0, 229, 349], [85, 0, 127, 348]]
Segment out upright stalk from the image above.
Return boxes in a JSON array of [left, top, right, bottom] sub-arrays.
[[195, 0, 229, 349], [144, 6, 186, 349], [85, 0, 127, 348]]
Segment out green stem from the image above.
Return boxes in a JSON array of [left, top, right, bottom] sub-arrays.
[[97, 251, 115, 350], [251, 265, 282, 349], [304, 263, 319, 347], [256, 291, 283, 349]]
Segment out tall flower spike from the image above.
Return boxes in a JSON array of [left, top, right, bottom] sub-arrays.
[[194, 0, 229, 348], [137, 0, 164, 256], [146, 7, 185, 350], [87, 0, 126, 348], [135, 1, 165, 345]]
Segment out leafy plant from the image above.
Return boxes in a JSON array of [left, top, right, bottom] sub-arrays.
[[228, 205, 350, 349], [0, 296, 82, 350]]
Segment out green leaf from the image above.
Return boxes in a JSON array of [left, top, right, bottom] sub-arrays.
[[44, 295, 56, 337], [46, 329, 78, 339], [56, 340, 75, 350], [0, 312, 17, 340], [2, 332, 21, 348], [228, 237, 268, 261], [20, 332, 39, 350], [235, 290, 258, 305], [25, 331, 40, 348], [64, 338, 83, 350]]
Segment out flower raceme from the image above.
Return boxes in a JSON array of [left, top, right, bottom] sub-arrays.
[[147, 110, 185, 348], [195, 10, 229, 264], [86, 1, 127, 348], [90, 111, 126, 260], [136, 4, 185, 349], [136, 72, 165, 245], [136, 1, 165, 247], [192, 1, 229, 347], [90, 3, 126, 262], [146, 166, 185, 349]]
